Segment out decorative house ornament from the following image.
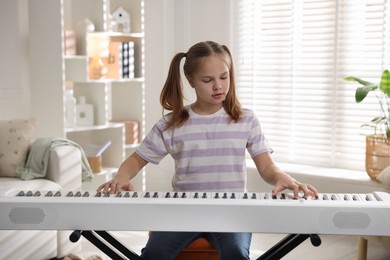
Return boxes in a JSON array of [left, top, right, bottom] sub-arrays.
[[111, 7, 131, 33]]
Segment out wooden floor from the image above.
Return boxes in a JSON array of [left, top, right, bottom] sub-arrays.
[[79, 232, 390, 260]]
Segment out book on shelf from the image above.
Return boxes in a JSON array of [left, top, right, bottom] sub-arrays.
[[106, 41, 134, 79]]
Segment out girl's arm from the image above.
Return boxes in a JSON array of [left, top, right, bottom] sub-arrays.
[[253, 152, 318, 199], [97, 152, 148, 194]]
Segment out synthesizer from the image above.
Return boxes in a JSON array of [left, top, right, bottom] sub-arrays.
[[0, 189, 389, 236]]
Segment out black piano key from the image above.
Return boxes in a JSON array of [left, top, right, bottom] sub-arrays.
[[231, 193, 236, 199], [181, 193, 186, 198], [33, 191, 41, 197], [173, 192, 179, 198], [153, 192, 159, 198], [144, 192, 150, 198], [252, 193, 257, 199], [54, 191, 61, 197], [16, 191, 25, 197], [26, 191, 33, 196], [214, 193, 219, 199], [45, 191, 53, 197], [124, 192, 130, 198], [165, 192, 171, 198], [132, 192, 138, 198], [75, 191, 82, 197], [202, 192, 207, 199], [116, 192, 122, 197], [243, 193, 248, 199], [82, 191, 90, 197], [222, 193, 227, 199], [281, 193, 286, 200], [194, 192, 199, 198], [95, 192, 102, 197], [66, 191, 74, 197], [103, 192, 110, 197]]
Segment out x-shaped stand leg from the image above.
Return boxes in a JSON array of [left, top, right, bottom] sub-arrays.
[[70, 230, 141, 260], [257, 234, 321, 260]]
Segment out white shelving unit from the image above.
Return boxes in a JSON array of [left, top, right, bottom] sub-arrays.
[[28, 0, 145, 190], [63, 0, 145, 190]]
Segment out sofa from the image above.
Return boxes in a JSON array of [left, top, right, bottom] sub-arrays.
[[0, 119, 83, 259]]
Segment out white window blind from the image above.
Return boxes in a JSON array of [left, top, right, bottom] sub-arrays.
[[232, 0, 390, 171]]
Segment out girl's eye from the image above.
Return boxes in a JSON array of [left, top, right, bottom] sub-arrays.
[[202, 79, 212, 83], [221, 76, 228, 80]]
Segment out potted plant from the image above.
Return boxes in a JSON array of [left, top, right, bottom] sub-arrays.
[[345, 69, 390, 180]]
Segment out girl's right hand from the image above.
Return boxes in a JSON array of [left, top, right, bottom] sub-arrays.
[[96, 177, 134, 194]]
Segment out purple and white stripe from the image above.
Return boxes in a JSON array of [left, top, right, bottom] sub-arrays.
[[136, 107, 272, 192]]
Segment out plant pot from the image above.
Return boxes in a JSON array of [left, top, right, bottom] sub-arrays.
[[365, 135, 390, 180]]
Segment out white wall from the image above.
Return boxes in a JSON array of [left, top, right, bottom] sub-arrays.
[[143, 0, 231, 190], [0, 0, 30, 120]]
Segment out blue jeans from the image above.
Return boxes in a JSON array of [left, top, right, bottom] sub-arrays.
[[140, 232, 252, 260]]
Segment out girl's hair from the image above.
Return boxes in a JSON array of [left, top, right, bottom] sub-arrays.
[[160, 41, 243, 129]]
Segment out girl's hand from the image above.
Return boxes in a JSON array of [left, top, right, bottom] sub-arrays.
[[272, 175, 318, 199], [97, 177, 134, 194]]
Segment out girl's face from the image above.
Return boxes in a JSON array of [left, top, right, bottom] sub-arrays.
[[188, 54, 230, 114]]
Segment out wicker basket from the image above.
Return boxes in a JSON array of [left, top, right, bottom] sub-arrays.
[[365, 135, 390, 180]]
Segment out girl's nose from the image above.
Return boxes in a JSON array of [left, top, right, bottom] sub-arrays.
[[213, 81, 222, 90]]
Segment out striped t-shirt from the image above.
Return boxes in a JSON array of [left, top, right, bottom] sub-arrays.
[[136, 106, 272, 192]]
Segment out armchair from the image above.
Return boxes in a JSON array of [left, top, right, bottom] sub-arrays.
[[0, 144, 83, 260]]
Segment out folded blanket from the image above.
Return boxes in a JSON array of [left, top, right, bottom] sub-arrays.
[[16, 138, 93, 181]]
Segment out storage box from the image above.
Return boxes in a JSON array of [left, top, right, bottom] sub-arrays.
[[111, 120, 139, 144], [87, 156, 102, 173], [64, 30, 76, 55]]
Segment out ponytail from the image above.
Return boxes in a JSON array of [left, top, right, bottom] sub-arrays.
[[160, 52, 189, 129]]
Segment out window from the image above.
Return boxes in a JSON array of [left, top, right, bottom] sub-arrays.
[[231, 0, 390, 171]]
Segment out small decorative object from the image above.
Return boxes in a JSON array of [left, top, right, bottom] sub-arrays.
[[345, 69, 390, 180], [89, 55, 108, 79], [76, 96, 94, 126], [76, 18, 95, 55], [65, 81, 76, 128], [84, 141, 112, 173], [111, 7, 131, 33], [111, 120, 139, 144]]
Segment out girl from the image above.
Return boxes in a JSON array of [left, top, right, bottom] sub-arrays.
[[97, 41, 318, 260]]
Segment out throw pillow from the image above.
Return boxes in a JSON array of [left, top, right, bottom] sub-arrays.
[[0, 118, 37, 177], [377, 165, 390, 187]]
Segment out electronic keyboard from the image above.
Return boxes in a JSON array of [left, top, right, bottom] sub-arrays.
[[1, 189, 390, 236]]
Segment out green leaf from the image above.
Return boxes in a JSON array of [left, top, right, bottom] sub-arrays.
[[344, 76, 376, 87], [379, 70, 390, 95], [355, 86, 376, 102]]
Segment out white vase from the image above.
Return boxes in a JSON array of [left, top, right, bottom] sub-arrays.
[[76, 96, 94, 126]]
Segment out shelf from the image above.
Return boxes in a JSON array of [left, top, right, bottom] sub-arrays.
[[125, 143, 140, 149], [88, 31, 144, 40], [66, 123, 124, 133], [65, 56, 144, 83]]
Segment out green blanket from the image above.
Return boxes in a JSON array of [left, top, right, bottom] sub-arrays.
[[16, 138, 93, 181]]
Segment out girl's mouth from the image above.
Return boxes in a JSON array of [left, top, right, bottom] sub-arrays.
[[212, 93, 224, 99]]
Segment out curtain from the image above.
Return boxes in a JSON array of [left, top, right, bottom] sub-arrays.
[[232, 0, 390, 171]]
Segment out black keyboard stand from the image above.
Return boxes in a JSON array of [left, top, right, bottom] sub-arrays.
[[70, 230, 141, 260], [257, 234, 321, 260], [70, 230, 320, 260]]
